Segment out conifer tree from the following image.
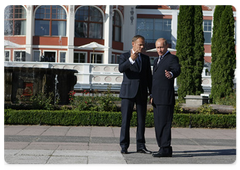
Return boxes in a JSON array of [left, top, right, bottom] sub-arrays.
[[176, 6, 195, 100], [210, 6, 236, 103], [210, 6, 225, 103], [193, 5, 204, 95], [177, 6, 204, 100]]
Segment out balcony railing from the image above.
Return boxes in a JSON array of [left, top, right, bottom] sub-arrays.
[[4, 61, 216, 93]]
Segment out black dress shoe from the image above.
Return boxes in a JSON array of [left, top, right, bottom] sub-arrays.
[[152, 151, 172, 157], [137, 148, 152, 154], [121, 149, 128, 154]]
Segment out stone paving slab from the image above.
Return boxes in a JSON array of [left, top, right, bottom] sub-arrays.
[[5, 149, 126, 164], [4, 125, 237, 165], [4, 135, 236, 146]]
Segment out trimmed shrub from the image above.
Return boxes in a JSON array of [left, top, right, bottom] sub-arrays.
[[4, 109, 236, 128]]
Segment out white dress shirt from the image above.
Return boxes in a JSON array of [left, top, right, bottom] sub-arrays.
[[129, 49, 140, 64]]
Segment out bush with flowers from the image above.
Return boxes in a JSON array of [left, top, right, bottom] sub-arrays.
[[69, 86, 118, 112]]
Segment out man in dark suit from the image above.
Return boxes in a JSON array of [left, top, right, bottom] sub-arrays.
[[151, 38, 181, 157], [119, 35, 152, 154]]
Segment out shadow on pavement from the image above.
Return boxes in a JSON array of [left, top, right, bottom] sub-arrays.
[[173, 149, 236, 157]]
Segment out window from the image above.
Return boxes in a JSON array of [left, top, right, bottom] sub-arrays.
[[234, 21, 238, 45], [203, 20, 212, 44], [33, 51, 40, 61], [116, 55, 120, 64], [5, 51, 10, 61], [35, 5, 66, 36], [91, 53, 103, 63], [4, 5, 26, 35], [14, 51, 26, 61], [60, 52, 66, 62], [74, 52, 87, 63], [44, 52, 56, 62], [75, 6, 103, 39], [205, 68, 210, 76], [111, 54, 115, 64], [112, 11, 122, 42], [111, 54, 120, 64], [137, 18, 153, 43], [136, 18, 172, 45]]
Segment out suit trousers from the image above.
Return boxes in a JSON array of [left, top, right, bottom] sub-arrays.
[[120, 88, 147, 150], [153, 104, 173, 152]]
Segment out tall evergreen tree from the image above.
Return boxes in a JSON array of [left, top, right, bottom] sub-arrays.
[[193, 5, 204, 95], [210, 6, 225, 103], [210, 6, 236, 103], [177, 6, 204, 100], [176, 6, 195, 100]]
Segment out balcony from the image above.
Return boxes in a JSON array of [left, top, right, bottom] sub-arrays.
[[4, 61, 215, 93]]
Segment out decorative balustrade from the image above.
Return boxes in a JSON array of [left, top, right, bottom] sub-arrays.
[[4, 61, 220, 92], [4, 62, 123, 91]]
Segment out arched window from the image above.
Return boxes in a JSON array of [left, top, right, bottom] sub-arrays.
[[75, 6, 103, 39], [112, 11, 121, 42], [4, 5, 26, 35], [35, 5, 66, 36]]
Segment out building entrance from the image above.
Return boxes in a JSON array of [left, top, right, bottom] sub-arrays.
[[44, 52, 56, 62]]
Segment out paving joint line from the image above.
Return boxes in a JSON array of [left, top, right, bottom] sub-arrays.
[[39, 126, 51, 136], [64, 127, 71, 137], [16, 126, 29, 135]]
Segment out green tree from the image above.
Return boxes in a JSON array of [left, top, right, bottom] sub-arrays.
[[210, 6, 225, 103], [176, 6, 195, 100], [193, 5, 204, 95], [211, 6, 225, 66], [177, 5, 205, 100], [210, 6, 236, 103]]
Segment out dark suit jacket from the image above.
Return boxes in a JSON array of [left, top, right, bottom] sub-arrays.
[[119, 51, 152, 99], [152, 52, 181, 105]]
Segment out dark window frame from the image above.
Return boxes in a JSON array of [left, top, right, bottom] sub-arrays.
[[75, 6, 103, 39], [35, 5, 67, 36], [4, 5, 26, 35], [112, 10, 122, 42]]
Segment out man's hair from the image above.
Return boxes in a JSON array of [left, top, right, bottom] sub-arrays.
[[132, 35, 145, 42], [156, 38, 168, 46]]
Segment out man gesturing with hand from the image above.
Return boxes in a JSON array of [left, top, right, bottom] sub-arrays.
[[119, 35, 152, 154], [151, 38, 181, 158]]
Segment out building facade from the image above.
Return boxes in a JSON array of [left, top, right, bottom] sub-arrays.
[[4, 5, 237, 92], [4, 5, 236, 64]]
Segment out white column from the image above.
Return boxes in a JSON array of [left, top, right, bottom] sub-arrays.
[[103, 5, 113, 64], [122, 6, 137, 51], [25, 5, 33, 61], [67, 5, 75, 63], [171, 10, 178, 49]]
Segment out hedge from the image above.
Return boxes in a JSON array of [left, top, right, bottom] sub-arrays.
[[4, 109, 236, 128]]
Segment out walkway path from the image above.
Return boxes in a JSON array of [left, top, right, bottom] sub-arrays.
[[4, 125, 236, 164]]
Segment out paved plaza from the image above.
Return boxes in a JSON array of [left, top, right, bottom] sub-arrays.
[[4, 125, 236, 165]]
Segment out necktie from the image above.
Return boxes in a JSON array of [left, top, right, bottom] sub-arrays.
[[157, 56, 163, 65], [136, 55, 141, 71]]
